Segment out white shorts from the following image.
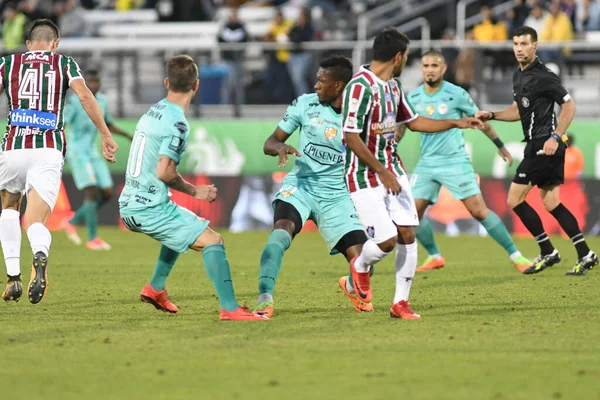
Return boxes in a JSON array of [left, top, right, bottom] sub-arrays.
[[350, 174, 419, 244], [0, 148, 64, 210]]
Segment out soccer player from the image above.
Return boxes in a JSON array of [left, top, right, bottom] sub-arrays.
[[253, 55, 372, 317], [396, 50, 533, 273], [341, 28, 483, 319], [118, 55, 266, 321], [0, 19, 118, 303], [476, 26, 597, 276], [62, 69, 132, 250]]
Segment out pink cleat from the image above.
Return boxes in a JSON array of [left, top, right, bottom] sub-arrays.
[[86, 237, 112, 251], [62, 220, 81, 245]]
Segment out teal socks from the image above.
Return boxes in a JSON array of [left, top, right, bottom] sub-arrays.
[[149, 245, 180, 291], [416, 216, 440, 256], [202, 244, 239, 312], [481, 211, 518, 255], [70, 200, 98, 241], [258, 229, 292, 296]]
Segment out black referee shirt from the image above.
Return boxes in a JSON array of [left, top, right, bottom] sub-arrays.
[[512, 57, 571, 142]]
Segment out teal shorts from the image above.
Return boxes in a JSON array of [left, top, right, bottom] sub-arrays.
[[67, 151, 113, 190], [274, 181, 365, 254], [120, 201, 210, 253], [411, 159, 481, 204]]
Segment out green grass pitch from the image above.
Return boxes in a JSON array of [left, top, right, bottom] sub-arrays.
[[1, 227, 599, 399]]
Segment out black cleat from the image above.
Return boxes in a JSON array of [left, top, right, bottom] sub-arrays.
[[2, 275, 23, 302], [523, 250, 561, 274], [566, 252, 599, 276], [28, 252, 48, 304]]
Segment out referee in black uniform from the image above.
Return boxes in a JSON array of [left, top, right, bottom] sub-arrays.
[[477, 26, 597, 276]]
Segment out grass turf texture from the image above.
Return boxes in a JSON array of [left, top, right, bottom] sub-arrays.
[[1, 227, 599, 399]]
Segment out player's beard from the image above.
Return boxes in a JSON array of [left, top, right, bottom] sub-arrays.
[[425, 78, 442, 87]]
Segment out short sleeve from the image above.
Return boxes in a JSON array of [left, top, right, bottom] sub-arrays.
[[278, 97, 303, 134], [396, 88, 418, 124], [65, 56, 83, 86], [456, 88, 479, 116], [342, 82, 372, 133], [159, 120, 189, 164], [540, 72, 570, 104]]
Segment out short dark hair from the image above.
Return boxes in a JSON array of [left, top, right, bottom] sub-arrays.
[[421, 50, 445, 63], [513, 26, 538, 42], [167, 55, 198, 93], [86, 69, 100, 81], [319, 55, 353, 84], [28, 19, 60, 42], [372, 28, 410, 62]]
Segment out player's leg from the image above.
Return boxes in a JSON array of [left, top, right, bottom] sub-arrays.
[[85, 159, 115, 250], [64, 156, 97, 245], [540, 185, 598, 275], [0, 190, 24, 302]]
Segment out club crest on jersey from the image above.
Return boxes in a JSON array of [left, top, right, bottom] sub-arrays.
[[522, 97, 530, 108], [324, 127, 338, 140], [279, 185, 297, 198], [438, 104, 448, 115], [366, 226, 375, 239], [426, 105, 435, 116]]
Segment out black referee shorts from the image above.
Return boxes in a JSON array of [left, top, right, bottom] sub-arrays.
[[513, 137, 565, 188]]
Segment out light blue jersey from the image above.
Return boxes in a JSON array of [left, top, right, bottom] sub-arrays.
[[278, 93, 345, 193], [65, 93, 113, 154], [119, 99, 190, 212], [407, 81, 478, 163]]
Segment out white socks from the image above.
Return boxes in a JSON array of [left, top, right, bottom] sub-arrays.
[[27, 222, 51, 257], [354, 240, 390, 273], [0, 209, 21, 277], [393, 242, 418, 304]]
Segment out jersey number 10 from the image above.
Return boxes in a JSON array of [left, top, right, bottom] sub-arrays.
[[18, 68, 57, 110], [127, 131, 147, 178]]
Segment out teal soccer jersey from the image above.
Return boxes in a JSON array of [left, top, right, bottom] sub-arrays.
[[65, 93, 112, 154], [408, 81, 481, 203], [275, 93, 364, 253], [407, 81, 478, 162]]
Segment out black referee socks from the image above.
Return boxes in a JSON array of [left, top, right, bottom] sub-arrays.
[[550, 203, 590, 259], [513, 202, 555, 255]]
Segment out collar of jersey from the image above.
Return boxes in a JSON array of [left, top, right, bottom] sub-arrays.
[[521, 57, 541, 72], [25, 50, 52, 54], [359, 65, 391, 85], [421, 80, 446, 98]]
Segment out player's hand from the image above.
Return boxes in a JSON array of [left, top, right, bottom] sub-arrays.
[[475, 110, 492, 121], [278, 145, 301, 168], [542, 137, 559, 156], [101, 136, 118, 163], [498, 146, 513, 166], [378, 169, 401, 195], [194, 184, 218, 202], [457, 117, 484, 130]]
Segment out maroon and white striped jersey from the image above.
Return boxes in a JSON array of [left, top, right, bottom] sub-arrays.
[[341, 65, 418, 192], [0, 50, 83, 155]]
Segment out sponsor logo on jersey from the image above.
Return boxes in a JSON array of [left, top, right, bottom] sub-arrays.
[[10, 109, 57, 130], [14, 126, 40, 136], [522, 97, 530, 108], [303, 142, 344, 166], [324, 127, 338, 140], [438, 104, 448, 115], [370, 112, 396, 137], [426, 105, 435, 116], [24, 53, 50, 62]]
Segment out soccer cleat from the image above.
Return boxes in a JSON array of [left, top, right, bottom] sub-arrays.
[[62, 219, 82, 245], [220, 307, 269, 321], [86, 237, 112, 251], [513, 255, 533, 273], [349, 256, 372, 303], [2, 275, 23, 302], [566, 251, 599, 276], [523, 250, 561, 274], [415, 256, 446, 272], [28, 252, 48, 304], [253, 301, 274, 317], [338, 276, 374, 312], [390, 300, 421, 320], [140, 284, 179, 313]]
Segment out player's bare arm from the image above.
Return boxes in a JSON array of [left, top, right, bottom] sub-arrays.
[[541, 98, 576, 156], [264, 127, 301, 168], [108, 123, 133, 141], [476, 102, 520, 122], [156, 156, 217, 202], [406, 115, 484, 133], [345, 132, 401, 195], [395, 124, 407, 143], [481, 121, 513, 166], [70, 79, 118, 162]]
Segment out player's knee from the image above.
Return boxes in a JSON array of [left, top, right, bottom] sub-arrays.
[[273, 219, 296, 237], [396, 227, 416, 245], [83, 186, 98, 201], [378, 237, 397, 253], [101, 189, 113, 201], [470, 206, 489, 221], [542, 198, 559, 212], [507, 196, 522, 210]]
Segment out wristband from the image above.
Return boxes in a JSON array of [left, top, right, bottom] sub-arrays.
[[492, 138, 504, 149], [489, 111, 495, 120], [550, 132, 562, 143]]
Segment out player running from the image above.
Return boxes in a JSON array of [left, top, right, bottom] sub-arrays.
[[341, 28, 483, 319], [253, 55, 375, 317], [396, 50, 533, 273], [62, 69, 132, 250], [119, 55, 266, 321], [0, 19, 118, 303]]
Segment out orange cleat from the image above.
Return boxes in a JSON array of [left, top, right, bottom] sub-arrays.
[[140, 284, 179, 313], [62, 219, 81, 245], [415, 256, 445, 272], [338, 276, 374, 312], [220, 307, 269, 321], [87, 237, 112, 251], [349, 256, 372, 303], [253, 301, 274, 318], [390, 300, 421, 320]]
